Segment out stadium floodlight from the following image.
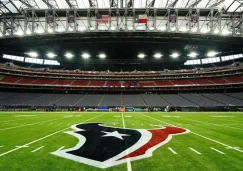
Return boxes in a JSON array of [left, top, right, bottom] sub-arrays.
[[98, 53, 106, 59], [90, 27, 95, 30], [128, 27, 133, 30], [153, 53, 162, 59], [159, 27, 166, 31], [15, 31, 24, 36], [57, 28, 65, 32], [26, 51, 38, 58], [214, 29, 219, 34], [26, 30, 31, 35], [187, 52, 198, 58], [207, 51, 217, 57], [201, 28, 208, 34], [150, 27, 155, 30], [181, 27, 188, 32], [65, 52, 74, 59], [37, 29, 44, 34], [46, 52, 57, 59], [68, 28, 73, 32], [138, 53, 145, 59], [171, 27, 176, 31], [48, 28, 53, 33], [0, 33, 3, 37], [82, 53, 90, 59], [111, 26, 116, 30], [222, 29, 230, 35], [170, 52, 179, 59], [79, 28, 86, 32], [191, 28, 197, 32]]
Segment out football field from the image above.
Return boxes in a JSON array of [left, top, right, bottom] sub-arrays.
[[0, 112, 242, 171]]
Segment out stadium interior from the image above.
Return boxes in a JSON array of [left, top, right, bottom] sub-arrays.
[[0, 0, 243, 171]]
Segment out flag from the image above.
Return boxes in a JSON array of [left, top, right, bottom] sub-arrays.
[[96, 14, 109, 24], [135, 15, 147, 24]]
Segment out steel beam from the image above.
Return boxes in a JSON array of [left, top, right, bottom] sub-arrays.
[[65, 0, 79, 8], [127, 0, 133, 8], [88, 0, 98, 7], [146, 0, 155, 7], [9, 0, 21, 13], [188, 0, 202, 8], [42, 0, 58, 9], [168, 0, 179, 8], [0, 1, 12, 14]]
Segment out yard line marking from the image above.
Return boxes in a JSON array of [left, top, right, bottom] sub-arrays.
[[189, 147, 201, 154], [0, 118, 64, 131], [139, 113, 243, 153], [15, 145, 29, 148], [181, 118, 243, 131], [122, 113, 133, 171], [57, 146, 65, 151], [0, 114, 104, 157], [210, 147, 225, 154], [168, 147, 177, 154], [31, 146, 44, 153]]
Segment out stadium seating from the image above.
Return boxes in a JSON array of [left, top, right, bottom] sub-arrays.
[[0, 92, 243, 107]]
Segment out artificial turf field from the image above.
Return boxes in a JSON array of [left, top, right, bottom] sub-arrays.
[[0, 112, 242, 171]]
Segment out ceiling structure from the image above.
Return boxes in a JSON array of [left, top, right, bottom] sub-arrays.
[[0, 0, 243, 16]]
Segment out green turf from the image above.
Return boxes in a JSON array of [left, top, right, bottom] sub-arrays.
[[0, 112, 242, 171]]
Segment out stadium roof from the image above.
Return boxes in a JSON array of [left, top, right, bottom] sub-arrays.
[[0, 0, 243, 16]]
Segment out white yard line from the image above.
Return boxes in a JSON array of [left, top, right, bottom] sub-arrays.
[[122, 113, 132, 171], [31, 146, 44, 153], [0, 114, 104, 157], [0, 118, 64, 131], [181, 118, 243, 131], [168, 147, 177, 154], [210, 147, 225, 154], [57, 146, 65, 151], [189, 147, 201, 154], [140, 113, 243, 153]]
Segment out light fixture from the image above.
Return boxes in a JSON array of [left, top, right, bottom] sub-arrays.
[[68, 27, 73, 31], [153, 53, 162, 59], [207, 51, 217, 57], [138, 53, 145, 59], [15, 30, 24, 36], [191, 28, 197, 32], [128, 27, 133, 30], [48, 28, 53, 33], [170, 52, 179, 59], [214, 29, 219, 34], [26, 30, 32, 35], [110, 26, 116, 30], [171, 27, 176, 31], [201, 28, 209, 34], [98, 53, 106, 59], [181, 27, 188, 32], [46, 52, 56, 59], [82, 53, 90, 59], [79, 28, 86, 32], [37, 29, 44, 34], [150, 27, 155, 30], [187, 52, 198, 58], [159, 27, 166, 31], [26, 51, 38, 58], [57, 28, 65, 32], [222, 29, 230, 35], [90, 27, 95, 30], [65, 52, 74, 59]]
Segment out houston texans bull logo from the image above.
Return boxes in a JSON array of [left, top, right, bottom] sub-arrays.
[[51, 123, 190, 168]]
